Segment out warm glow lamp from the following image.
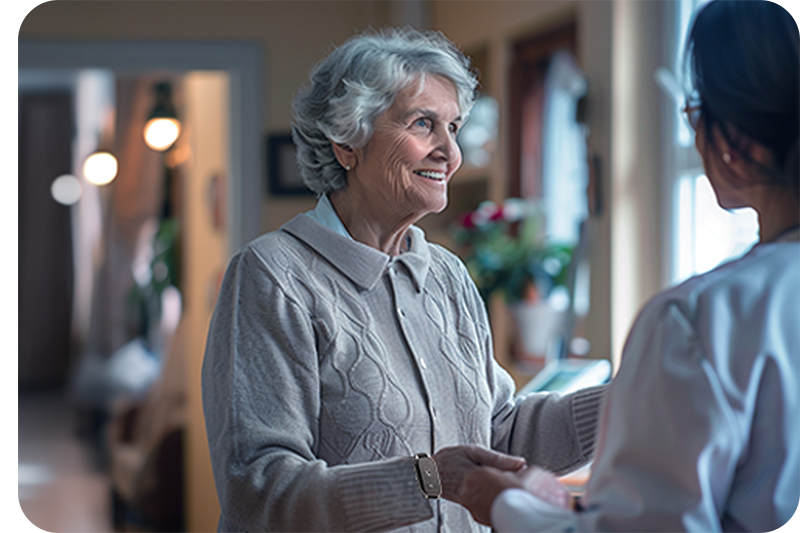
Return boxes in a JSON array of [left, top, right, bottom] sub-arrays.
[[51, 174, 82, 205], [83, 151, 119, 186], [143, 82, 181, 152]]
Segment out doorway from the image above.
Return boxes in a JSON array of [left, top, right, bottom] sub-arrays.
[[18, 39, 262, 254], [19, 90, 75, 389], [18, 39, 261, 532]]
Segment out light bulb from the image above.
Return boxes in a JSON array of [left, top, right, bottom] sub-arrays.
[[83, 151, 119, 186], [50, 174, 82, 205], [144, 117, 181, 151]]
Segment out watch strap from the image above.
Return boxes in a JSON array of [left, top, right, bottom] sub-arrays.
[[413, 453, 442, 499]]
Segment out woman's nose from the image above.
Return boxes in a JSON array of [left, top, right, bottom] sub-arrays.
[[431, 128, 460, 164]]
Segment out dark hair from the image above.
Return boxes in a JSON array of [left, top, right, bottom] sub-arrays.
[[685, 0, 799, 194]]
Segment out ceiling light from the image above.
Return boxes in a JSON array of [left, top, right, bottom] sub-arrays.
[[50, 174, 82, 205], [143, 82, 181, 151], [83, 151, 119, 186]]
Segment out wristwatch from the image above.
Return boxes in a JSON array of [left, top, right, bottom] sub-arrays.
[[413, 453, 442, 499]]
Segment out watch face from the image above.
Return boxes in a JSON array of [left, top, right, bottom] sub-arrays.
[[417, 456, 442, 496]]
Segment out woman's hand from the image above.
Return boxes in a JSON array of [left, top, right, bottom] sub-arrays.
[[456, 467, 525, 525], [457, 465, 572, 526], [432, 445, 526, 504]]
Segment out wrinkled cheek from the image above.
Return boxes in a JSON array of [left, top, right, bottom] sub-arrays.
[[383, 140, 413, 196]]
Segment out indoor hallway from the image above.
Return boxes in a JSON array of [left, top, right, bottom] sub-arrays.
[[18, 390, 114, 533]]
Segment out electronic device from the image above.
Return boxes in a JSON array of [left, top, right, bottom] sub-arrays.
[[517, 358, 611, 396], [516, 220, 613, 396]]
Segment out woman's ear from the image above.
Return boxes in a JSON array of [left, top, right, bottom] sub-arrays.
[[747, 140, 777, 168], [331, 142, 356, 171], [724, 125, 776, 169]]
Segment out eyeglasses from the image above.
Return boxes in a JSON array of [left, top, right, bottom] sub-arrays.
[[682, 101, 702, 131]]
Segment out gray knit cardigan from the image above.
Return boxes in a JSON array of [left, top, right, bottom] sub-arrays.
[[201, 214, 605, 533]]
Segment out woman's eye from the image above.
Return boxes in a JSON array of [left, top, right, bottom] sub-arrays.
[[413, 118, 432, 129]]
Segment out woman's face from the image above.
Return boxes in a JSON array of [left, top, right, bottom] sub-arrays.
[[352, 75, 463, 223]]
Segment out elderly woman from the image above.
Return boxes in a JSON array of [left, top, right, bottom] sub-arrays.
[[201, 27, 605, 533]]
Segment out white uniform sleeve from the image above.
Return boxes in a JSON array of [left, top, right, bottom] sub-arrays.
[[576, 301, 741, 531], [489, 301, 741, 532], [492, 489, 576, 532]]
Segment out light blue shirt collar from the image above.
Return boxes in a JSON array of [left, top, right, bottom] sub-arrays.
[[305, 194, 353, 240]]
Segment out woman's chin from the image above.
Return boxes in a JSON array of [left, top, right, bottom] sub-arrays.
[[425, 194, 449, 216], [714, 195, 749, 211], [407, 202, 448, 225], [706, 177, 749, 211]]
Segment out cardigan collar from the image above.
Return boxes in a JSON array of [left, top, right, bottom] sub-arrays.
[[281, 214, 431, 292]]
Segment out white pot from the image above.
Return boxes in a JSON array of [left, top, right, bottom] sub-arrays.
[[509, 300, 567, 359]]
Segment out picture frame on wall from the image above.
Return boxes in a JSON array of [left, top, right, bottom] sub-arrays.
[[266, 133, 313, 196]]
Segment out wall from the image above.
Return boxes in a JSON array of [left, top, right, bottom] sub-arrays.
[[432, 0, 668, 374], [182, 71, 229, 532], [431, 1, 617, 376], [432, 0, 576, 202], [19, 0, 395, 235], [609, 0, 665, 366], [20, 1, 387, 128]]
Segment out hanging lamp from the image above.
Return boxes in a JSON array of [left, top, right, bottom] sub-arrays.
[[143, 82, 181, 152]]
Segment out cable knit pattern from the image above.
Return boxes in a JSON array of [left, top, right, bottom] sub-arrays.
[[202, 214, 606, 533]]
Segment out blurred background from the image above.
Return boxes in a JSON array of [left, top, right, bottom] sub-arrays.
[[16, 0, 775, 531]]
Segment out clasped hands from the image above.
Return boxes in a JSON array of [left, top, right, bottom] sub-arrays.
[[432, 445, 571, 526]]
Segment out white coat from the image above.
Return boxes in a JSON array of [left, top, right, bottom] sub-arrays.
[[492, 229, 800, 532]]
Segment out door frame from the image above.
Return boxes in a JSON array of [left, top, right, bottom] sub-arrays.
[[18, 39, 264, 255]]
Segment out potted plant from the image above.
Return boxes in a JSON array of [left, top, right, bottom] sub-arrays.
[[452, 198, 574, 363]]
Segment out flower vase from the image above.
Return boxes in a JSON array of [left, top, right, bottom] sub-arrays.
[[509, 300, 567, 372]]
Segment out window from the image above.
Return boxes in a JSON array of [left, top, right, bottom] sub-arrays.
[[665, 0, 759, 285], [673, 171, 759, 281]]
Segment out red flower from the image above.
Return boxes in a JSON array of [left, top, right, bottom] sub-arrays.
[[459, 211, 476, 229], [489, 207, 505, 221]]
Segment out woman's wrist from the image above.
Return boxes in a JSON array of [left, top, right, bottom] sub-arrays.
[[413, 453, 442, 499]]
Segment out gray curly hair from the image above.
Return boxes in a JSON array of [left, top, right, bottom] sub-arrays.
[[291, 26, 478, 195]]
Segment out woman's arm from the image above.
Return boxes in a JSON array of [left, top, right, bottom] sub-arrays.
[[490, 379, 605, 475], [455, 262, 605, 475], [201, 245, 433, 532]]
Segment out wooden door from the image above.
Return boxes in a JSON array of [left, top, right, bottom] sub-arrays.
[[19, 91, 74, 389]]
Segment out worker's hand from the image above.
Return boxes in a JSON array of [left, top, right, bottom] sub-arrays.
[[432, 445, 525, 504], [516, 466, 571, 509]]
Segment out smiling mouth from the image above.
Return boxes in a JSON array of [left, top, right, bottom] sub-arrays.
[[414, 170, 447, 182]]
